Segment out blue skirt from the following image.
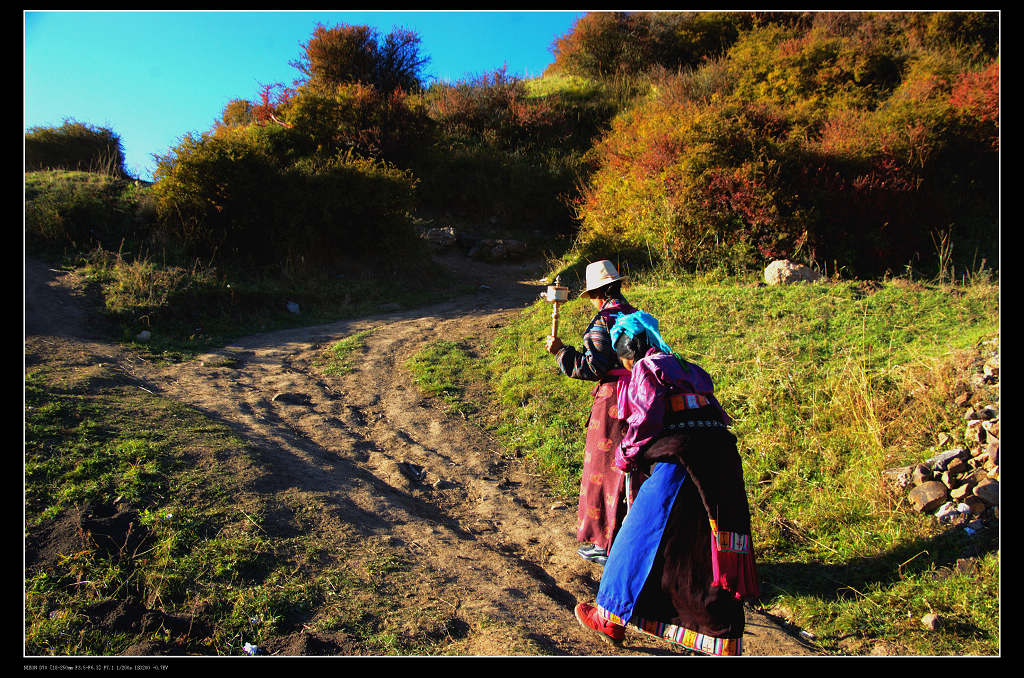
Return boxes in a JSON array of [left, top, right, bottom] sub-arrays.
[[595, 462, 687, 624]]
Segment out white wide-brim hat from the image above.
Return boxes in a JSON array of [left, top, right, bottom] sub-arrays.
[[584, 260, 626, 293]]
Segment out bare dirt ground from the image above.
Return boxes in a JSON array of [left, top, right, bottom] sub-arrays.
[[25, 253, 820, 657]]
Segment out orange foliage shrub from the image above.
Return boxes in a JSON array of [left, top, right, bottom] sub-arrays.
[[574, 13, 999, 277]]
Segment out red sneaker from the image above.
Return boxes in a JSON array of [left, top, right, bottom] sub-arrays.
[[574, 602, 625, 645]]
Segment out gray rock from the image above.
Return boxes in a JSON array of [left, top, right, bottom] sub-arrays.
[[950, 483, 972, 501], [965, 420, 986, 445], [764, 259, 823, 285], [970, 372, 996, 388], [423, 227, 457, 248], [925, 449, 968, 471], [135, 330, 152, 342], [986, 441, 999, 465], [911, 463, 933, 486], [945, 457, 969, 476], [399, 462, 426, 482], [963, 495, 987, 516], [882, 465, 914, 491], [503, 239, 527, 255]]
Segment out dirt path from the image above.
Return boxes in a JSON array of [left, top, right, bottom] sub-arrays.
[[24, 254, 819, 657]]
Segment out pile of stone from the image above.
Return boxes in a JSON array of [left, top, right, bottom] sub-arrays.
[[418, 224, 528, 261], [887, 340, 1000, 532], [421, 225, 458, 249], [467, 237, 527, 261]]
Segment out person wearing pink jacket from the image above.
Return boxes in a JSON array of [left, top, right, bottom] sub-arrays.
[[573, 310, 760, 656]]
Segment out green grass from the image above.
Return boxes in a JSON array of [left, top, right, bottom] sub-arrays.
[[405, 338, 488, 417], [25, 170, 150, 258], [483, 268, 1000, 654], [315, 327, 378, 376]]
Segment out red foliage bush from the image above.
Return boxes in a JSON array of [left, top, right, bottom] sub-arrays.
[[949, 60, 999, 148]]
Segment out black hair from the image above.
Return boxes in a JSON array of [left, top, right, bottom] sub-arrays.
[[588, 280, 623, 300], [613, 329, 650, 362]]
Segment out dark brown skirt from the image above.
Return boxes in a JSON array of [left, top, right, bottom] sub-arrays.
[[577, 378, 640, 549], [632, 427, 755, 639]]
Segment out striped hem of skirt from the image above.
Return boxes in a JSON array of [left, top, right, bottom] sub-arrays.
[[599, 606, 741, 656]]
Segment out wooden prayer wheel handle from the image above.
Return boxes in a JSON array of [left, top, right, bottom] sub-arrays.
[[545, 275, 569, 339]]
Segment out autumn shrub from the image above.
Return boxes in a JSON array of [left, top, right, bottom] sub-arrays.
[[726, 21, 906, 117], [792, 49, 999, 274], [576, 88, 803, 271], [573, 12, 998, 278], [546, 11, 765, 80], [290, 22, 429, 95], [279, 82, 432, 165], [218, 99, 256, 128], [425, 69, 561, 154], [917, 11, 999, 57], [25, 120, 127, 176]]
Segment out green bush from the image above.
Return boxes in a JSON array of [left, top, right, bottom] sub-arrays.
[[278, 82, 432, 166], [151, 127, 286, 264], [25, 120, 127, 176], [546, 11, 761, 80], [414, 68, 619, 233], [281, 152, 421, 268], [151, 124, 422, 271]]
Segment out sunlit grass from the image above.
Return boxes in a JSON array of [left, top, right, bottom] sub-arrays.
[[406, 338, 488, 416], [316, 327, 378, 376], [484, 269, 999, 654]]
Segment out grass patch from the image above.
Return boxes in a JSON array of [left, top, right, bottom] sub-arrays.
[[488, 268, 1000, 654], [406, 338, 488, 417], [25, 170, 152, 257], [315, 327, 378, 376]]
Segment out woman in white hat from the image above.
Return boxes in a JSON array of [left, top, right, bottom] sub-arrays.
[[545, 260, 646, 565]]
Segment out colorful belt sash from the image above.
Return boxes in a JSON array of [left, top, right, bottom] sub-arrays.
[[668, 393, 711, 411]]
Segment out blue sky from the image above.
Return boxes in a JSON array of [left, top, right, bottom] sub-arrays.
[[24, 10, 587, 180]]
